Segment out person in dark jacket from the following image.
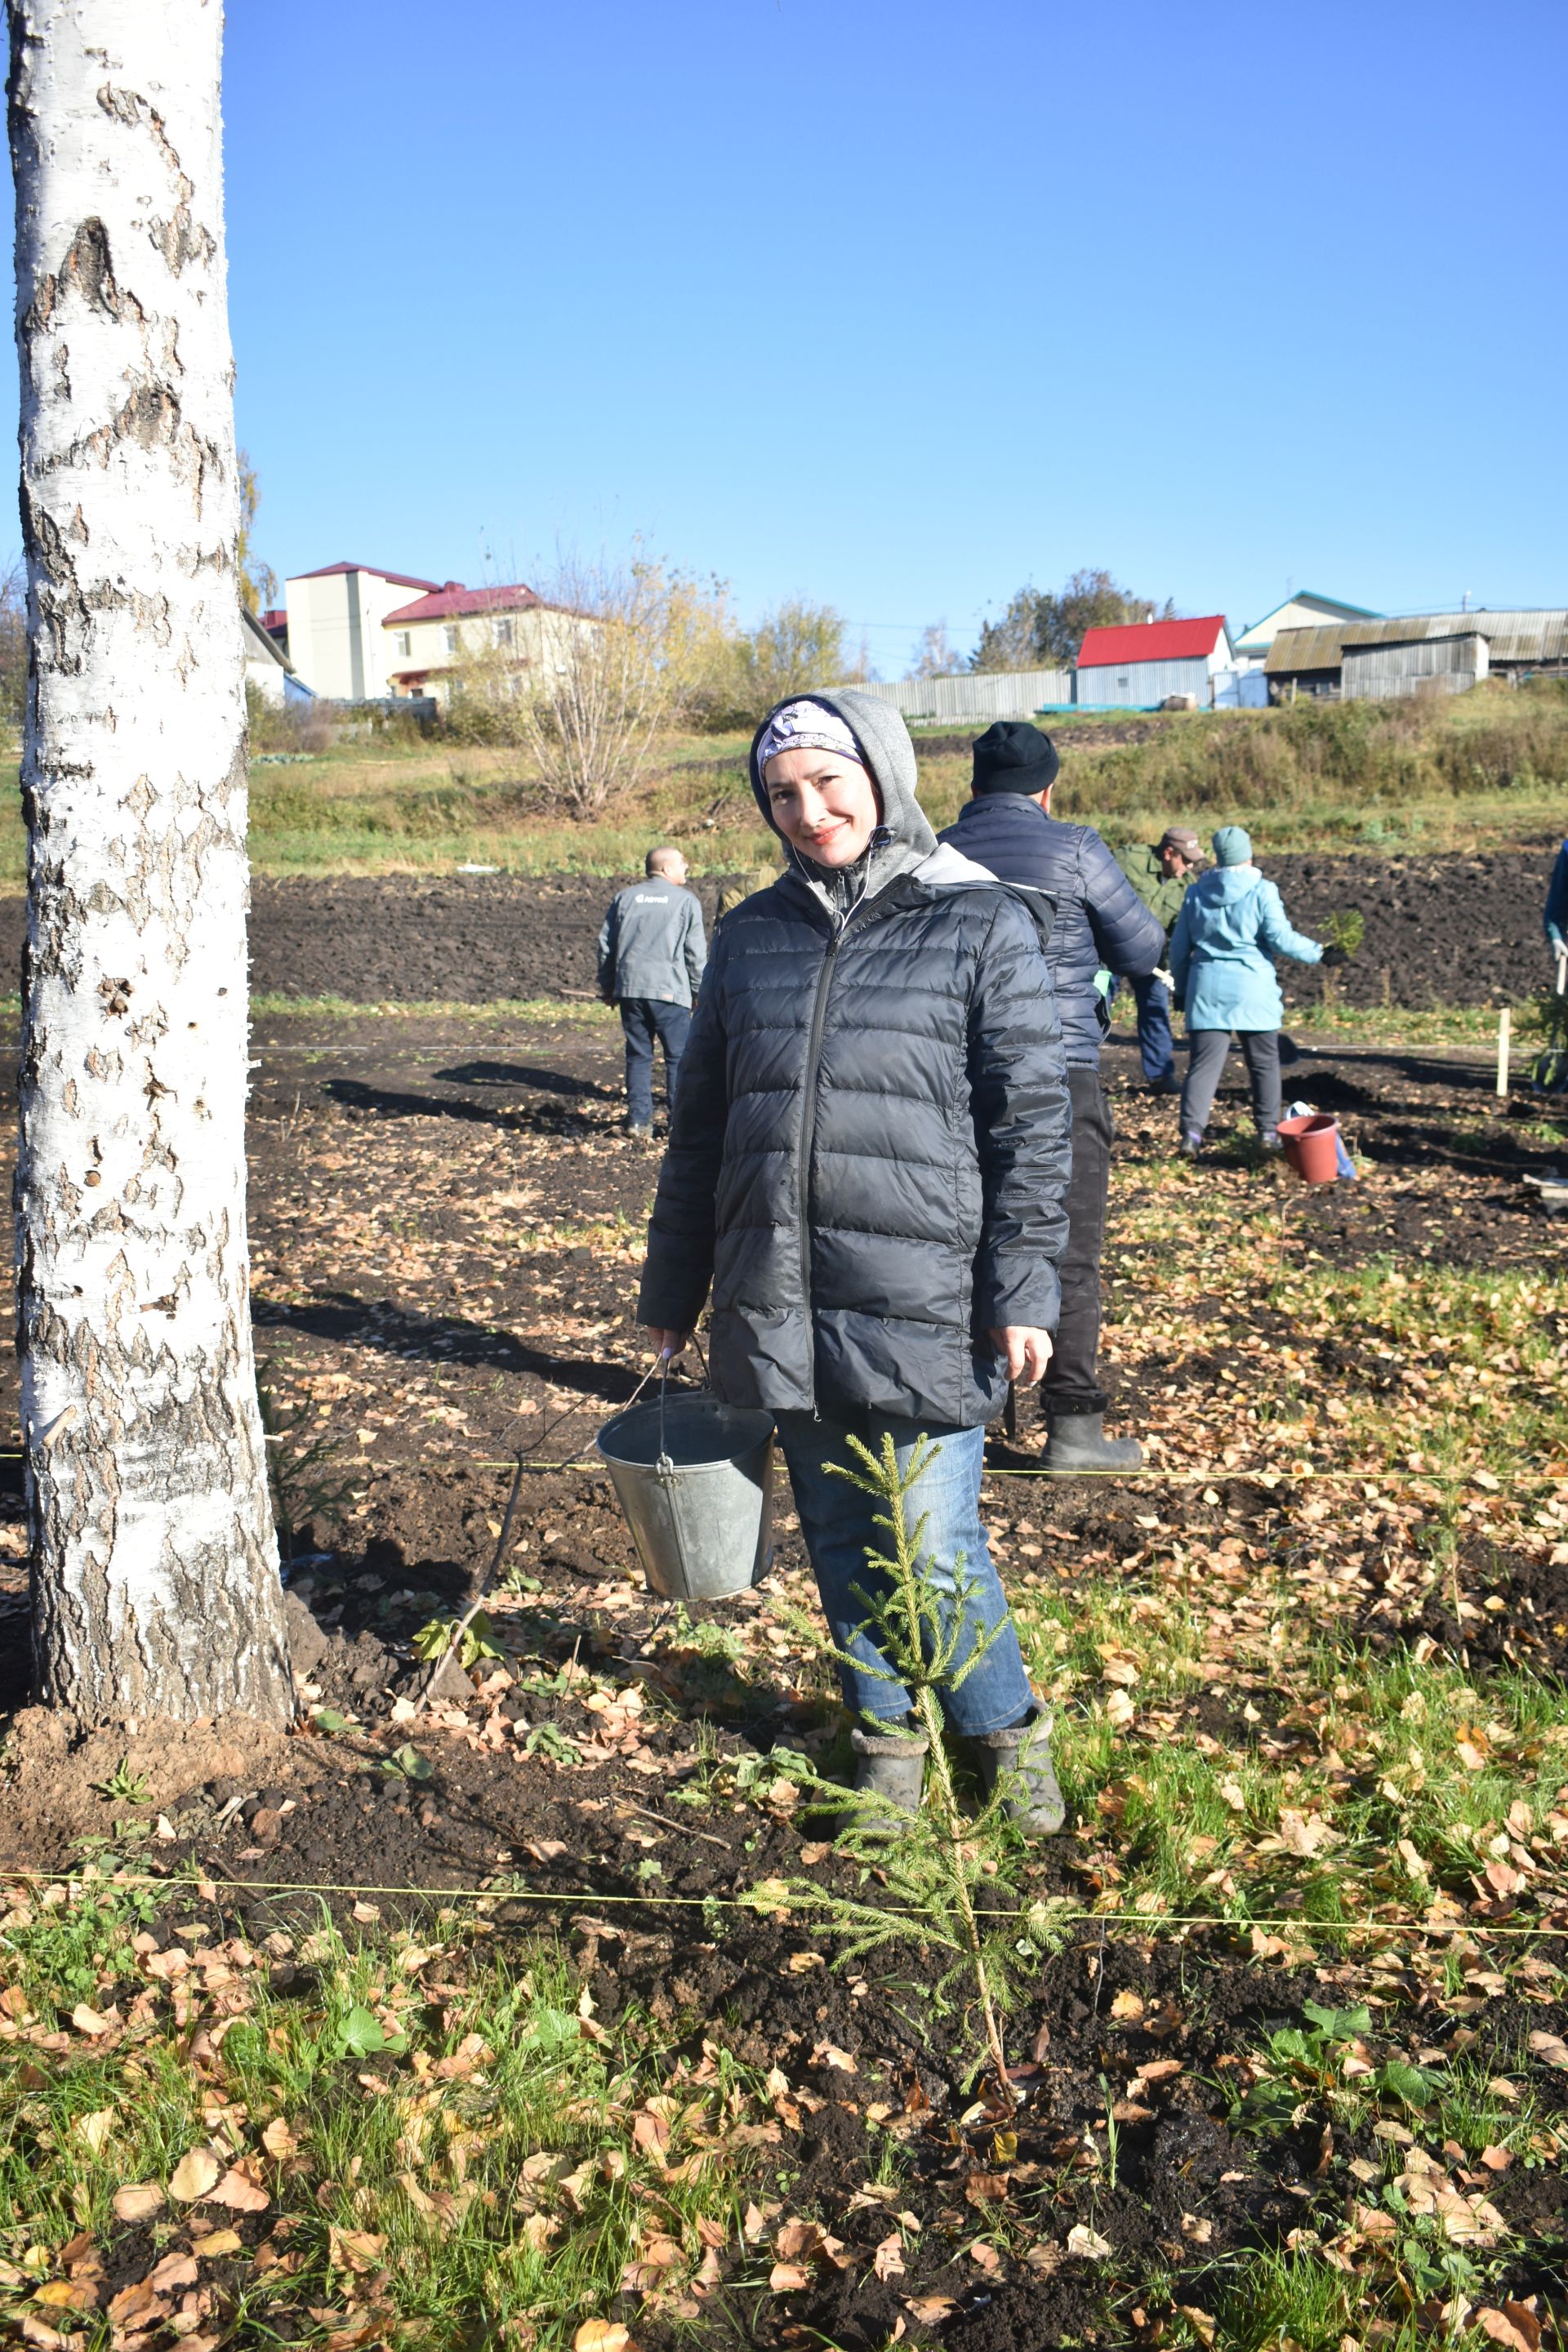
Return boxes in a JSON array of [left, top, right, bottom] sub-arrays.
[[639, 692, 1073, 1834], [938, 722, 1164, 1475], [597, 848, 707, 1137], [1114, 826, 1203, 1092]]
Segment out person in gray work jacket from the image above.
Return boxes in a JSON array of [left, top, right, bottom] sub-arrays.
[[938, 723, 1165, 1476], [639, 692, 1073, 1838], [597, 847, 706, 1136]]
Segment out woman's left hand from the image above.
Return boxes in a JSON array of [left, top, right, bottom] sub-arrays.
[[989, 1326, 1054, 1383]]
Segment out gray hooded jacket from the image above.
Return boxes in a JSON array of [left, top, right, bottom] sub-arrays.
[[638, 688, 1073, 1429]]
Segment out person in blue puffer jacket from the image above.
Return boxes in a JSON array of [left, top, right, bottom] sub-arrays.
[[1168, 826, 1325, 1157]]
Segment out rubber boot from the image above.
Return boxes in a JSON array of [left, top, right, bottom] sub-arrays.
[[975, 1708, 1066, 1838], [1041, 1411, 1143, 1475], [848, 1718, 929, 1826]]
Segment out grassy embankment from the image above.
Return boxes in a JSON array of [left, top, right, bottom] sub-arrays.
[[2, 680, 1563, 889]]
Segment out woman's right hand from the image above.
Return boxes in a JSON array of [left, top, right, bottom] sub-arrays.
[[644, 1327, 691, 1361]]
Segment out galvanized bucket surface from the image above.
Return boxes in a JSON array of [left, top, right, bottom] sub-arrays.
[[596, 1379, 775, 1602]]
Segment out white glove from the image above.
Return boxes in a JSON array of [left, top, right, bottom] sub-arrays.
[[1154, 968, 1174, 991]]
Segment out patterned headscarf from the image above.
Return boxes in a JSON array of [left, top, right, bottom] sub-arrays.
[[754, 698, 867, 777]]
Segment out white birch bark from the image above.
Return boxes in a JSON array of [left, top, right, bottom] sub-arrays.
[[9, 0, 292, 1722]]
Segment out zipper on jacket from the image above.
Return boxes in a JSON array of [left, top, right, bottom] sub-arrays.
[[797, 925, 843, 1414]]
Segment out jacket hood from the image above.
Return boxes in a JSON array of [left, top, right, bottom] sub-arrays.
[[749, 689, 937, 904], [1195, 862, 1261, 899]]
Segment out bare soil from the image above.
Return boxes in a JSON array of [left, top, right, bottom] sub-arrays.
[[0, 846, 1552, 1009], [3, 951, 1568, 2341]]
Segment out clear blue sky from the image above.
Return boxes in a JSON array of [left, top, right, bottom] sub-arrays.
[[158, 2, 1568, 667]]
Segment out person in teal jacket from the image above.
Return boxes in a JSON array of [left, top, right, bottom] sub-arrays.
[[1168, 826, 1326, 1156]]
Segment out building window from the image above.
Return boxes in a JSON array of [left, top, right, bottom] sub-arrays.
[[394, 630, 411, 657], [444, 626, 459, 654], [496, 617, 514, 648]]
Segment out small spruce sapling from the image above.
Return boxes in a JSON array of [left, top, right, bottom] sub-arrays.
[[746, 1432, 1066, 2103]]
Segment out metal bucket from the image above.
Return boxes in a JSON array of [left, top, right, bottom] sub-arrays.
[[596, 1379, 775, 1602]]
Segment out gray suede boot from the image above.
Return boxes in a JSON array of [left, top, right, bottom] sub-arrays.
[[1041, 1411, 1143, 1475], [849, 1717, 929, 1824], [975, 1708, 1066, 1837]]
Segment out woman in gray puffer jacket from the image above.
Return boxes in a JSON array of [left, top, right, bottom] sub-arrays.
[[639, 691, 1074, 1833]]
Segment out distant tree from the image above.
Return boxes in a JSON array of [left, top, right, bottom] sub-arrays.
[[912, 621, 961, 679], [235, 448, 278, 614], [972, 568, 1177, 670], [740, 599, 846, 710], [0, 558, 26, 723]]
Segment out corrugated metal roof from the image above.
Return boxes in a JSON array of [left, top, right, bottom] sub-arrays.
[[384, 581, 541, 625], [1267, 609, 1568, 673], [1077, 615, 1228, 668]]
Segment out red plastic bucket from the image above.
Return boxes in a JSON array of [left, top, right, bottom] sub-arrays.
[[1278, 1112, 1339, 1183]]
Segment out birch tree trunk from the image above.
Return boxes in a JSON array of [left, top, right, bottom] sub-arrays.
[[9, 0, 292, 1723]]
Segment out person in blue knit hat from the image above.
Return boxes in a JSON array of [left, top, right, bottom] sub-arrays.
[[1168, 826, 1330, 1156]]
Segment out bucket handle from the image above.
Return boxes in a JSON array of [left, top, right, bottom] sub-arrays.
[[657, 1352, 675, 1479]]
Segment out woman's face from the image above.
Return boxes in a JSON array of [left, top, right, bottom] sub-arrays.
[[762, 748, 880, 867]]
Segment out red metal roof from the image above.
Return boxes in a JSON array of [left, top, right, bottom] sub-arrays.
[[260, 608, 287, 636], [291, 560, 443, 592], [383, 581, 540, 626], [1076, 615, 1228, 668]]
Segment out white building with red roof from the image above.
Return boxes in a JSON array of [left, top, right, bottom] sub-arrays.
[[1074, 613, 1242, 708], [283, 560, 443, 700], [381, 579, 586, 705]]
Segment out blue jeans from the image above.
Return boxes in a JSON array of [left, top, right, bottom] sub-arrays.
[[775, 1411, 1033, 1735], [619, 998, 691, 1125], [1130, 969, 1176, 1085]]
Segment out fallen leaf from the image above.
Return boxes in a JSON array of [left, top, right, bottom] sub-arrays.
[[1217, 1777, 1246, 1812], [1067, 2223, 1112, 2261], [1135, 2059, 1183, 2082], [1528, 2029, 1568, 2070], [904, 2300, 956, 2325], [70, 2003, 113, 2038], [1475, 2307, 1542, 2352], [169, 2147, 223, 2201], [966, 2240, 1001, 2274], [1181, 2212, 1214, 2245], [1109, 1989, 1144, 2020], [523, 2214, 559, 2252], [261, 2118, 298, 2159], [1176, 2311, 1217, 2350], [872, 2234, 905, 2281], [350, 1900, 381, 1924], [964, 2172, 1009, 2205], [573, 2327, 637, 2352], [147, 2252, 199, 2292], [113, 2181, 165, 2222], [811, 2042, 857, 2074], [327, 2225, 385, 2271], [768, 2263, 810, 2293], [74, 2107, 115, 2154], [194, 2230, 243, 2259], [1479, 2145, 1513, 2172], [211, 2164, 270, 2213]]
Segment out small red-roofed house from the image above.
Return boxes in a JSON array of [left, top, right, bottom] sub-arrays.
[[1074, 613, 1240, 709]]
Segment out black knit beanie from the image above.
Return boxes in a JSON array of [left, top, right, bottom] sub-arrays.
[[970, 719, 1061, 796]]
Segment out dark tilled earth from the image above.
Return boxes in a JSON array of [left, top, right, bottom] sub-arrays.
[[3, 894, 1568, 2341], [0, 845, 1552, 1008]]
